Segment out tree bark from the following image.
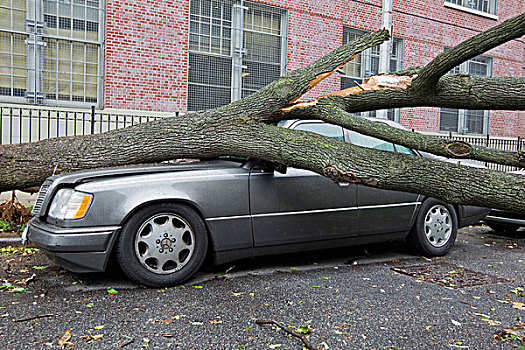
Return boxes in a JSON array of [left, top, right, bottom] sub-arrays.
[[1, 13, 525, 214]]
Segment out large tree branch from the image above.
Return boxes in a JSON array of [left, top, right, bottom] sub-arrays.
[[283, 75, 525, 113], [412, 12, 525, 91], [282, 75, 525, 167]]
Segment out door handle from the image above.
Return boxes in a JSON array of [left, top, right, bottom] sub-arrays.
[[338, 182, 350, 187]]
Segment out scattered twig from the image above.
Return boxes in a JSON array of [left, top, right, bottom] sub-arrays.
[[118, 338, 134, 349], [138, 330, 183, 338], [224, 265, 236, 274], [255, 319, 319, 350], [14, 313, 53, 323], [23, 273, 36, 285]]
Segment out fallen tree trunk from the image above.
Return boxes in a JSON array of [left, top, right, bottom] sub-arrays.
[[1, 13, 525, 213]]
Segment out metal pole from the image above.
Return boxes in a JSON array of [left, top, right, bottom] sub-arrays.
[[376, 0, 393, 120], [91, 105, 95, 134]]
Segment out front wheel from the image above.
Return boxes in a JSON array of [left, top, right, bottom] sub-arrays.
[[116, 203, 208, 287], [408, 199, 457, 256]]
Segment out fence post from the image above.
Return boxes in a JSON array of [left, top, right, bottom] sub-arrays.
[[90, 105, 95, 134], [518, 136, 521, 151], [486, 133, 489, 147]]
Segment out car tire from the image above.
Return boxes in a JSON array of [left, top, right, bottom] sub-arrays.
[[116, 203, 208, 287], [408, 199, 457, 256], [486, 222, 521, 234]]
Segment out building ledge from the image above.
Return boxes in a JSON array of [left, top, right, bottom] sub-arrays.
[[444, 2, 499, 20]]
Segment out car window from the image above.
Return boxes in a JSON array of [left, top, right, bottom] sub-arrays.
[[347, 130, 395, 152], [293, 123, 345, 141], [394, 144, 416, 155]]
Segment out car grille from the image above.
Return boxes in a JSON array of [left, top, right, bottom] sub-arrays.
[[31, 179, 53, 216]]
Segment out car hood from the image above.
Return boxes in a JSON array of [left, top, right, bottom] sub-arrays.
[[47, 159, 245, 186]]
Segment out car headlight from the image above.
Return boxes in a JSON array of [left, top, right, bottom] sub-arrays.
[[48, 189, 93, 220]]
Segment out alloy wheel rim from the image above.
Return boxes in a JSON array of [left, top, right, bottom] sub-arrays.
[[134, 213, 195, 274], [424, 204, 452, 248]]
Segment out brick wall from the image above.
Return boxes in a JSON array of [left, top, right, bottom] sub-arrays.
[[104, 0, 190, 112], [103, 0, 525, 137]]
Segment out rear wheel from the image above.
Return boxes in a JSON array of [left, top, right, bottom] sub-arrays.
[[408, 199, 457, 256], [116, 203, 208, 287]]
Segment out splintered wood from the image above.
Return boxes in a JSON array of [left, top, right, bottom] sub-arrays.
[[281, 74, 416, 112]]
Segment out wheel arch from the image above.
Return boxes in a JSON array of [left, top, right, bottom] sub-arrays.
[[105, 198, 213, 268]]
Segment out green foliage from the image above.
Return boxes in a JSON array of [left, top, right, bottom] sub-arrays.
[[0, 219, 26, 233], [296, 325, 312, 334]]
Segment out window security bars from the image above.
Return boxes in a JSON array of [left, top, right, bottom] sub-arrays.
[[188, 0, 287, 111], [0, 0, 104, 107], [440, 54, 492, 134], [445, 0, 497, 15]]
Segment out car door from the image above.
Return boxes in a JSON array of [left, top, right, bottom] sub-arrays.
[[250, 122, 358, 247], [345, 129, 420, 235]]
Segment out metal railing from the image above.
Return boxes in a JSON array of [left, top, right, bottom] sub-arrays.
[[1, 104, 175, 145]]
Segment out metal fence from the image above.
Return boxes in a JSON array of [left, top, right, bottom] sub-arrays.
[[1, 105, 175, 145]]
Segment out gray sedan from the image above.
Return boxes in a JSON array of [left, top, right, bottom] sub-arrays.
[[28, 120, 489, 287]]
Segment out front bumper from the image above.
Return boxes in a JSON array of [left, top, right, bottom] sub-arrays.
[[28, 218, 120, 273]]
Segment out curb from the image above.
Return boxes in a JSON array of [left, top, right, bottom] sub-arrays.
[[0, 232, 23, 247]]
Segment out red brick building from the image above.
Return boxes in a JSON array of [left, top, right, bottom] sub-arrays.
[[1, 0, 524, 137]]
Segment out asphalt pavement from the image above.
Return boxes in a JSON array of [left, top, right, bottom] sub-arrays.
[[0, 226, 524, 349]]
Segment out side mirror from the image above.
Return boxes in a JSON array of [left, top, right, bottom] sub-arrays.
[[255, 160, 287, 174], [272, 162, 287, 174]]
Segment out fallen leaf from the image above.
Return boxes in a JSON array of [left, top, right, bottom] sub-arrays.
[[482, 319, 501, 326], [296, 325, 312, 334], [451, 320, 461, 327], [474, 313, 491, 320], [57, 330, 72, 346], [106, 287, 118, 296], [512, 301, 524, 310], [94, 325, 105, 330]]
